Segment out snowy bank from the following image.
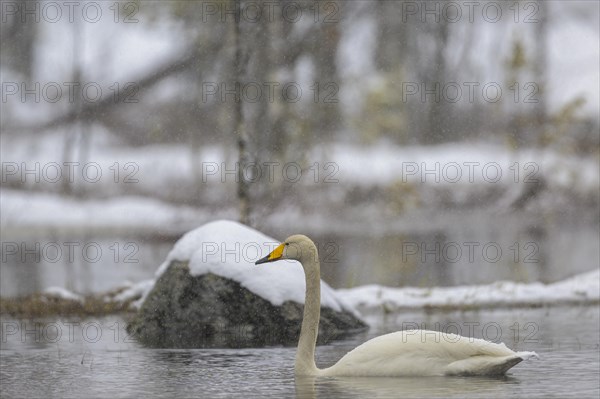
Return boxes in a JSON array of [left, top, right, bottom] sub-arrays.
[[337, 269, 600, 313], [43, 286, 83, 302], [0, 189, 215, 235], [2, 130, 598, 219], [7, 267, 596, 318]]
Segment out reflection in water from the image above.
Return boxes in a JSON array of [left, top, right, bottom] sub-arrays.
[[0, 235, 174, 297], [295, 375, 520, 399], [152, 350, 196, 366], [314, 212, 598, 288]]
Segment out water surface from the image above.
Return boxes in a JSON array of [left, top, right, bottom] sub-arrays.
[[1, 306, 598, 398]]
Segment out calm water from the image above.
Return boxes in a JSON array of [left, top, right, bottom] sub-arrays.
[[1, 306, 598, 398]]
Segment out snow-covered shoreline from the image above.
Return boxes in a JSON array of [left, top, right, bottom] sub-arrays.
[[3, 131, 598, 196], [337, 269, 600, 313], [2, 133, 599, 236], [36, 267, 600, 315], [0, 188, 217, 235]]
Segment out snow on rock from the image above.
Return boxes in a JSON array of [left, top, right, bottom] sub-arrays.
[[337, 269, 600, 312], [129, 220, 367, 347], [152, 220, 351, 313]]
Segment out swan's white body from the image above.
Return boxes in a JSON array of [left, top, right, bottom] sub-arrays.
[[318, 330, 537, 377], [256, 235, 538, 377]]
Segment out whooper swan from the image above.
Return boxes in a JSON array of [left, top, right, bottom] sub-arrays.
[[256, 234, 539, 377]]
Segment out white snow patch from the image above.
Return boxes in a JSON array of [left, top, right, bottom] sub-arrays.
[[43, 286, 83, 302], [326, 142, 600, 192], [113, 279, 156, 308], [337, 269, 600, 312], [0, 189, 208, 233], [152, 220, 352, 313]]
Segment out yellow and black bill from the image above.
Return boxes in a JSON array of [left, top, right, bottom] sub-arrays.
[[255, 243, 285, 265]]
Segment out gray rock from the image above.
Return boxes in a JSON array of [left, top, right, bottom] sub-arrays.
[[127, 260, 368, 348]]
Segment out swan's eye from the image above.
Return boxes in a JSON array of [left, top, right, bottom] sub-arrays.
[[285, 243, 290, 246]]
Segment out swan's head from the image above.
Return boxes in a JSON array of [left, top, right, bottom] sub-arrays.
[[255, 234, 318, 267]]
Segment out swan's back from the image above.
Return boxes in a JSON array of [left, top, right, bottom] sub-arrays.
[[320, 330, 537, 377]]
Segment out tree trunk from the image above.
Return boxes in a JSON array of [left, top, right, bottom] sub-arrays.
[[232, 0, 251, 226], [533, 0, 548, 144]]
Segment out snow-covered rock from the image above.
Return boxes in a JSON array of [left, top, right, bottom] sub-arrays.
[[128, 220, 366, 348], [153, 220, 354, 312]]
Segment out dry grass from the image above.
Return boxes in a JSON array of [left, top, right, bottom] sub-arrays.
[[0, 294, 136, 318]]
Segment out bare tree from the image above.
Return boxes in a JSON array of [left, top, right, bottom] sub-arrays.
[[532, 0, 548, 141], [0, 0, 37, 79], [232, 0, 251, 225]]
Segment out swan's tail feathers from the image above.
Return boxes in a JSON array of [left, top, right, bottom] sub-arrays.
[[445, 352, 539, 376], [516, 351, 540, 361]]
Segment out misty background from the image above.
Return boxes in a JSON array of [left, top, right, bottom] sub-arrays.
[[1, 0, 599, 297]]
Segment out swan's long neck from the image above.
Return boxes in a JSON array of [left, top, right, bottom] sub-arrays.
[[295, 252, 321, 376]]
